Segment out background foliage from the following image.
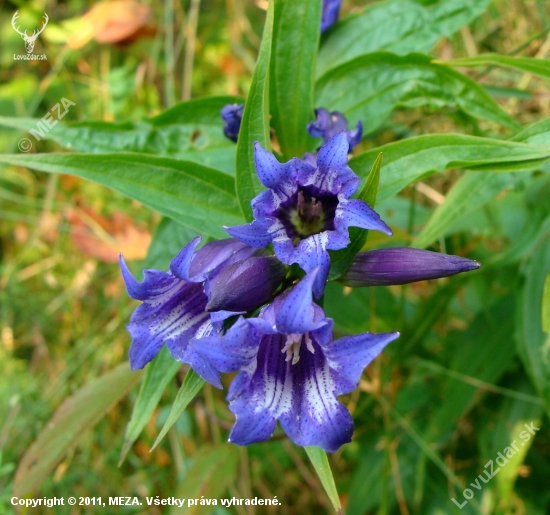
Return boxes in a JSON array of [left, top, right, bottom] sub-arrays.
[[1, 0, 550, 513]]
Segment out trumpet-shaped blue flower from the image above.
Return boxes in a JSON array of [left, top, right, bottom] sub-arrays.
[[307, 108, 363, 152], [189, 271, 399, 452], [120, 237, 260, 374], [225, 133, 392, 298]]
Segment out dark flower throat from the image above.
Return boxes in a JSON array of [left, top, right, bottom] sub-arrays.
[[275, 186, 338, 245]]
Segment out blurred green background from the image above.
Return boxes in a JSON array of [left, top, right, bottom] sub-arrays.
[[1, 0, 550, 513]]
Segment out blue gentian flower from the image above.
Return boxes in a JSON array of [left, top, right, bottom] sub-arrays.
[[307, 108, 363, 152], [188, 270, 399, 452], [221, 104, 244, 142], [341, 248, 481, 286], [225, 133, 392, 298], [321, 0, 341, 33], [120, 237, 263, 374]]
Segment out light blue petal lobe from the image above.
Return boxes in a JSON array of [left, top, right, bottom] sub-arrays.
[[178, 346, 223, 389], [120, 254, 147, 300], [317, 132, 349, 174], [254, 141, 289, 189], [228, 334, 292, 446], [295, 235, 331, 298], [224, 221, 273, 248], [188, 318, 259, 374], [279, 341, 353, 452], [276, 270, 325, 334], [336, 199, 393, 235], [324, 331, 400, 394], [289, 157, 317, 187], [127, 280, 209, 370], [169, 236, 201, 280]]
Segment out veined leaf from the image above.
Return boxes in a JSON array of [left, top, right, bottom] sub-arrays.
[[0, 152, 243, 239], [544, 274, 550, 334], [349, 134, 550, 203], [511, 116, 550, 145], [0, 96, 241, 174], [437, 54, 550, 81], [270, 0, 321, 159], [317, 0, 490, 78], [328, 153, 382, 280], [304, 446, 342, 514], [152, 368, 205, 450], [412, 171, 519, 249], [14, 363, 142, 497], [516, 217, 550, 414], [316, 52, 519, 135], [170, 445, 239, 515], [119, 347, 181, 465], [236, 0, 275, 220]]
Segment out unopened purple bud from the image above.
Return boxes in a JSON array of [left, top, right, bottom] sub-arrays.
[[221, 104, 244, 142], [340, 248, 480, 287], [189, 238, 257, 281], [206, 256, 286, 312]]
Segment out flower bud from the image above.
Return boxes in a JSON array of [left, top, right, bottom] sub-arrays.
[[206, 256, 286, 313], [340, 248, 480, 287]]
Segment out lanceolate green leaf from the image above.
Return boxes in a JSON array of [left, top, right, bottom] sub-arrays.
[[270, 0, 321, 159], [152, 368, 205, 450], [437, 54, 550, 81], [172, 445, 240, 513], [316, 52, 519, 135], [543, 274, 550, 334], [349, 134, 550, 203], [0, 96, 241, 174], [119, 348, 181, 465], [316, 0, 490, 78], [304, 446, 342, 514], [516, 218, 550, 414], [14, 363, 142, 497], [0, 153, 243, 239], [412, 171, 519, 249], [236, 0, 275, 221], [511, 116, 550, 145], [328, 153, 382, 280]]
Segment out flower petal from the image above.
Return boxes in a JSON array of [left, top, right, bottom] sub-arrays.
[[276, 269, 328, 333], [294, 235, 331, 299], [316, 132, 350, 178], [323, 331, 399, 394], [188, 317, 260, 376], [321, 0, 341, 32], [228, 334, 293, 446], [169, 236, 202, 281], [224, 221, 273, 248], [126, 280, 209, 370], [279, 340, 354, 452], [347, 120, 363, 150], [335, 199, 393, 235], [254, 141, 291, 190]]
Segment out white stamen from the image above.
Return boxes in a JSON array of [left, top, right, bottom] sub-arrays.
[[281, 332, 315, 365]]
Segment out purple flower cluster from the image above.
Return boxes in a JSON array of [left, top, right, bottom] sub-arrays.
[[122, 110, 480, 452]]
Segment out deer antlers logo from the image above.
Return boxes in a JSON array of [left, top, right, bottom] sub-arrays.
[[11, 11, 49, 54]]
